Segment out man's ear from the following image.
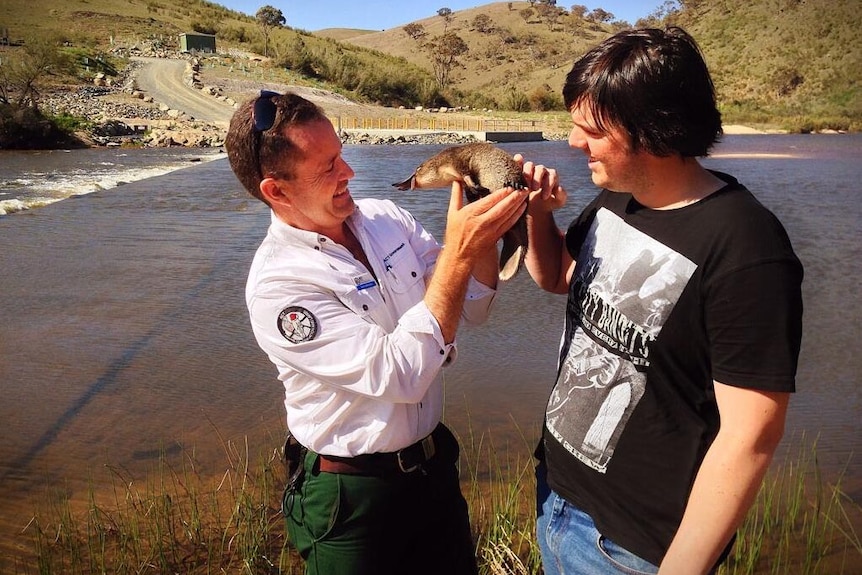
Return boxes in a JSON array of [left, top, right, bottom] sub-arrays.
[[260, 177, 290, 207]]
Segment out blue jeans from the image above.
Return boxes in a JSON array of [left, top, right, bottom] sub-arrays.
[[536, 463, 659, 575]]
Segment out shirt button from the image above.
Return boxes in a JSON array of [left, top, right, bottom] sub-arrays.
[[362, 304, 368, 311], [314, 246, 320, 251], [439, 349, 445, 355], [411, 271, 417, 277]]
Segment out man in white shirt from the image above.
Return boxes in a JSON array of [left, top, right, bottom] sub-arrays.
[[224, 91, 528, 575]]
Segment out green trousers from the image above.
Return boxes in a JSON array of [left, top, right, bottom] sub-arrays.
[[283, 425, 478, 575]]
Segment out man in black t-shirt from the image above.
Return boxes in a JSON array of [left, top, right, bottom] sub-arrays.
[[519, 27, 803, 574]]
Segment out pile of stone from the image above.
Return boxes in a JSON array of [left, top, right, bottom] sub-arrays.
[[340, 131, 480, 145], [41, 85, 166, 123], [184, 58, 237, 108], [144, 124, 225, 148]]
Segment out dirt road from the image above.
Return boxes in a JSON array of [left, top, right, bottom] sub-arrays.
[[132, 57, 235, 125]]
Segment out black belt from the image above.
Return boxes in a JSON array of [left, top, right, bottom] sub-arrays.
[[318, 425, 440, 476]]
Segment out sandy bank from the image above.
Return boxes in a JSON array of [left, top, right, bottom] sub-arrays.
[[723, 124, 769, 135]]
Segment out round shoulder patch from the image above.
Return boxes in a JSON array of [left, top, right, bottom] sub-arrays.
[[277, 306, 319, 344]]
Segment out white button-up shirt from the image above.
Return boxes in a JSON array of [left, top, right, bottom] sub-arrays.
[[246, 198, 496, 456]]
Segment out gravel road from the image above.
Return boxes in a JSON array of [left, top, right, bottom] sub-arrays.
[[132, 57, 234, 125]]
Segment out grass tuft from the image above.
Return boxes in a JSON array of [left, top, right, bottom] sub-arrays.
[[21, 429, 861, 574]]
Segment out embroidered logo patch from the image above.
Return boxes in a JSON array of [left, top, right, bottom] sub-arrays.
[[277, 306, 319, 344]]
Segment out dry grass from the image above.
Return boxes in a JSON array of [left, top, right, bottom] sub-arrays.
[[19, 432, 862, 574], [1, 0, 858, 129]]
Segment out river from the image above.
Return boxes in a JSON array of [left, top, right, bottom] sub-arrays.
[[1, 134, 860, 570]]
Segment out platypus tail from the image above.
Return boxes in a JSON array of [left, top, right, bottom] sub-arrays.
[[499, 215, 528, 281]]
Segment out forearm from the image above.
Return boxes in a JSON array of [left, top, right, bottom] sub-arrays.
[[424, 244, 475, 344], [659, 386, 790, 573], [659, 422, 783, 573], [525, 208, 569, 294], [470, 243, 500, 290]]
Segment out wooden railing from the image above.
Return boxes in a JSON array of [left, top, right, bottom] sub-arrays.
[[330, 116, 549, 133]]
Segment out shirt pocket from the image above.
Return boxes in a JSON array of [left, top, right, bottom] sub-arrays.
[[383, 246, 426, 294], [337, 279, 385, 318]]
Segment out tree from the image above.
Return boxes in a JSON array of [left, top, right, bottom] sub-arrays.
[[437, 7, 454, 32], [636, 0, 682, 27], [471, 14, 493, 33], [256, 5, 285, 58], [536, 2, 563, 28], [587, 8, 614, 23], [570, 4, 587, 19], [0, 33, 76, 108], [403, 22, 427, 41], [427, 32, 468, 90]]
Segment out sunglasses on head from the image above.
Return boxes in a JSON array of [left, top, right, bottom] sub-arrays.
[[253, 90, 281, 132]]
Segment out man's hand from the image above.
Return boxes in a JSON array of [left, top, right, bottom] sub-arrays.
[[424, 183, 528, 343], [515, 153, 567, 213], [443, 181, 529, 260]]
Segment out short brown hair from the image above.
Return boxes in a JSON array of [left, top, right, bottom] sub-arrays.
[[225, 92, 328, 203]]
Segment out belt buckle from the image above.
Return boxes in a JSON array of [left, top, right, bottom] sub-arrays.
[[397, 434, 436, 473]]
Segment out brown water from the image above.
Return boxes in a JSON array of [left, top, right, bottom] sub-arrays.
[[1, 135, 860, 569]]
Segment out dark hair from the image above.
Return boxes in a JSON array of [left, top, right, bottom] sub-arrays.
[[563, 27, 722, 157], [225, 92, 328, 203]]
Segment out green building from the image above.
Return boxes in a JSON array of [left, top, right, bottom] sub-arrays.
[[179, 33, 216, 53]]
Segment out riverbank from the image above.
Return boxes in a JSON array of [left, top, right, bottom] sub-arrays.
[[29, 56, 801, 150]]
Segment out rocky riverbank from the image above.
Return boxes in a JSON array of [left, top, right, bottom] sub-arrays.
[[41, 79, 495, 148], [39, 59, 229, 148], [36, 56, 555, 149], [35, 69, 772, 149]]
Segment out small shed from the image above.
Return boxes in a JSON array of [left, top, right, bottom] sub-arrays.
[[179, 33, 216, 53]]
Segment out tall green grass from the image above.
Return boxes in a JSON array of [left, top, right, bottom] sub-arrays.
[[20, 431, 861, 574]]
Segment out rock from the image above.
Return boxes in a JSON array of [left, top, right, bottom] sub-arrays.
[[339, 131, 480, 146], [91, 120, 136, 137]]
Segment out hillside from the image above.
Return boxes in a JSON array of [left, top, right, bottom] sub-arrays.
[[0, 0, 859, 131], [336, 0, 861, 130], [335, 2, 610, 108], [671, 0, 862, 128]]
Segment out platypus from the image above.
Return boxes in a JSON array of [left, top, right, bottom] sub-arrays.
[[392, 143, 527, 281]]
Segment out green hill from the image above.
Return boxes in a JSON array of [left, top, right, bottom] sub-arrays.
[[670, 0, 861, 130], [0, 0, 858, 131]]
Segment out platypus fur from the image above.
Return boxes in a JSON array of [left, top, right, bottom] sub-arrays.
[[392, 143, 527, 281]]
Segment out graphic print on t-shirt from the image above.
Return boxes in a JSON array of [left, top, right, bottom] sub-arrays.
[[547, 208, 697, 473]]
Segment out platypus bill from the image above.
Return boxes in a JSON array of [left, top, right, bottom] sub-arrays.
[[392, 143, 528, 281]]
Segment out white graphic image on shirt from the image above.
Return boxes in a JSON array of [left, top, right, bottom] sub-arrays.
[[547, 208, 697, 473]]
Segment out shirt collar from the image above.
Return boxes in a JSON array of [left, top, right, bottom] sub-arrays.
[[268, 205, 364, 248]]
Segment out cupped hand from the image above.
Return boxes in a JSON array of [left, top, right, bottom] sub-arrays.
[[444, 180, 528, 259]]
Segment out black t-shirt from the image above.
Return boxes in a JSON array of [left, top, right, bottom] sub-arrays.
[[542, 171, 803, 566]]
